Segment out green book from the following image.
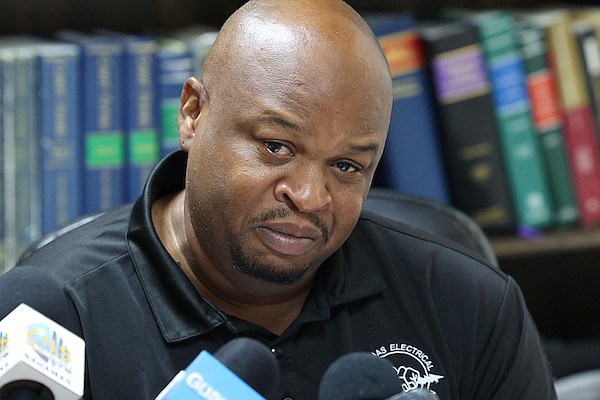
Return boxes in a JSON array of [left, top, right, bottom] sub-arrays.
[[469, 10, 554, 229], [516, 20, 579, 226]]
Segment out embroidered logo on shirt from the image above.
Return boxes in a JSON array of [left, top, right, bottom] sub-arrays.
[[372, 342, 444, 392]]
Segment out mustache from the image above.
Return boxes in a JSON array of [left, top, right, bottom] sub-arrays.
[[250, 207, 330, 242]]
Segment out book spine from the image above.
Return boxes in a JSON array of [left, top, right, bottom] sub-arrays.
[[0, 48, 39, 268], [575, 22, 600, 140], [423, 24, 516, 234], [156, 41, 193, 156], [368, 13, 451, 204], [80, 41, 126, 214], [2, 52, 17, 270], [476, 11, 554, 229], [517, 22, 579, 226], [38, 45, 83, 234], [546, 14, 600, 226], [14, 50, 40, 264], [123, 38, 159, 202], [0, 57, 5, 271]]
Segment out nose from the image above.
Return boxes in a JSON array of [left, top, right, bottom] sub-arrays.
[[274, 164, 332, 213]]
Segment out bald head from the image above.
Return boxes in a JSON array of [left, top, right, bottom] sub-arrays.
[[201, 0, 392, 111]]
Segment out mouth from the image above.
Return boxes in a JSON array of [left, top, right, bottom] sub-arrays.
[[254, 223, 321, 257]]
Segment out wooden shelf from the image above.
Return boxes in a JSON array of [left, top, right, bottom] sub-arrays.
[[490, 226, 600, 259]]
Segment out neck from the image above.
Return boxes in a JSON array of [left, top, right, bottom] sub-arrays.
[[152, 191, 313, 335]]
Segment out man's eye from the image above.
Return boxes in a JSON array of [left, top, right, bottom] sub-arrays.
[[265, 141, 292, 156], [336, 161, 360, 173]]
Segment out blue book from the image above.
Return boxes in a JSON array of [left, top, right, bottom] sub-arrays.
[[0, 55, 5, 271], [155, 38, 194, 156], [59, 31, 126, 214], [0, 41, 40, 268], [34, 40, 83, 234], [366, 12, 451, 204], [118, 35, 160, 202]]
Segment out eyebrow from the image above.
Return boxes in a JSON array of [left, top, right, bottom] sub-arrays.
[[259, 113, 381, 155]]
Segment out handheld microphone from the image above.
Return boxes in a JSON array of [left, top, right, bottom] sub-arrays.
[[0, 266, 85, 400], [318, 352, 440, 400], [155, 337, 280, 400]]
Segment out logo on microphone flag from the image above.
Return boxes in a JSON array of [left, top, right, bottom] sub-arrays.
[[27, 322, 74, 372]]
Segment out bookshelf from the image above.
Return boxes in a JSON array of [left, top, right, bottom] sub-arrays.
[[491, 227, 600, 258], [0, 0, 598, 343], [493, 236, 600, 339], [0, 0, 550, 36]]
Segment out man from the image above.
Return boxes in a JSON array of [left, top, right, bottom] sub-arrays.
[[3, 0, 557, 398]]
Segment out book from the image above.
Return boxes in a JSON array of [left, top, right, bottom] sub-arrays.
[[366, 12, 451, 204], [118, 34, 160, 202], [58, 31, 126, 214], [32, 39, 84, 235], [172, 24, 218, 79], [516, 20, 579, 226], [0, 40, 40, 269], [466, 10, 554, 230], [421, 21, 516, 234], [573, 15, 600, 142], [0, 51, 4, 271], [155, 38, 194, 156], [530, 10, 600, 227]]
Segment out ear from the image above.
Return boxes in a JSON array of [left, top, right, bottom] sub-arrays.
[[178, 77, 208, 152]]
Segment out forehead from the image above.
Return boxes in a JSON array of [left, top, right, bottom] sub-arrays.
[[211, 17, 391, 135]]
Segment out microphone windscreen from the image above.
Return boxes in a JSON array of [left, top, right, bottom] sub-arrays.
[[319, 352, 403, 400], [388, 388, 441, 400], [0, 266, 81, 336], [214, 337, 280, 399]]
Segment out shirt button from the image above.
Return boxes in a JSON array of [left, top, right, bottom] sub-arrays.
[[271, 346, 283, 358], [283, 397, 293, 400]]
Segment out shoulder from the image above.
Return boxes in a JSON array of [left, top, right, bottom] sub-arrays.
[[353, 210, 501, 272], [349, 211, 528, 354], [349, 210, 509, 302]]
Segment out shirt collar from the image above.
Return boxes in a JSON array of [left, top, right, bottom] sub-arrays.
[[127, 151, 385, 342]]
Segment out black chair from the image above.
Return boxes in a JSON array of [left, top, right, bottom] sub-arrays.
[[363, 187, 498, 267], [17, 212, 106, 264]]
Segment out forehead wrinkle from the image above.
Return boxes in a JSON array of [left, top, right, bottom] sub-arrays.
[[259, 113, 306, 135], [349, 142, 380, 154]]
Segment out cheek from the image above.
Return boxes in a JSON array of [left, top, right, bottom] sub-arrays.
[[186, 146, 271, 224], [330, 194, 364, 239]]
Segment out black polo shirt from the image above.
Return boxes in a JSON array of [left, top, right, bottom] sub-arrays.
[[12, 151, 556, 400]]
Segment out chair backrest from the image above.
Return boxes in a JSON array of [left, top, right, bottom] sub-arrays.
[[17, 212, 106, 264], [363, 187, 498, 267]]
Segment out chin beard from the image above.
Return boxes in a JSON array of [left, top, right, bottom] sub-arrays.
[[231, 247, 311, 285]]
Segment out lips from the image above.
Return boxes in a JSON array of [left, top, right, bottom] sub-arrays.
[[255, 222, 322, 257]]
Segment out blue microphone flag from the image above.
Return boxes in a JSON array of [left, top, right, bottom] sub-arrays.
[[156, 350, 266, 400]]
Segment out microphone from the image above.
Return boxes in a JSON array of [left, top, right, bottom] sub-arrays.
[[0, 266, 85, 400], [318, 352, 440, 400], [386, 389, 441, 399], [155, 337, 280, 400]]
